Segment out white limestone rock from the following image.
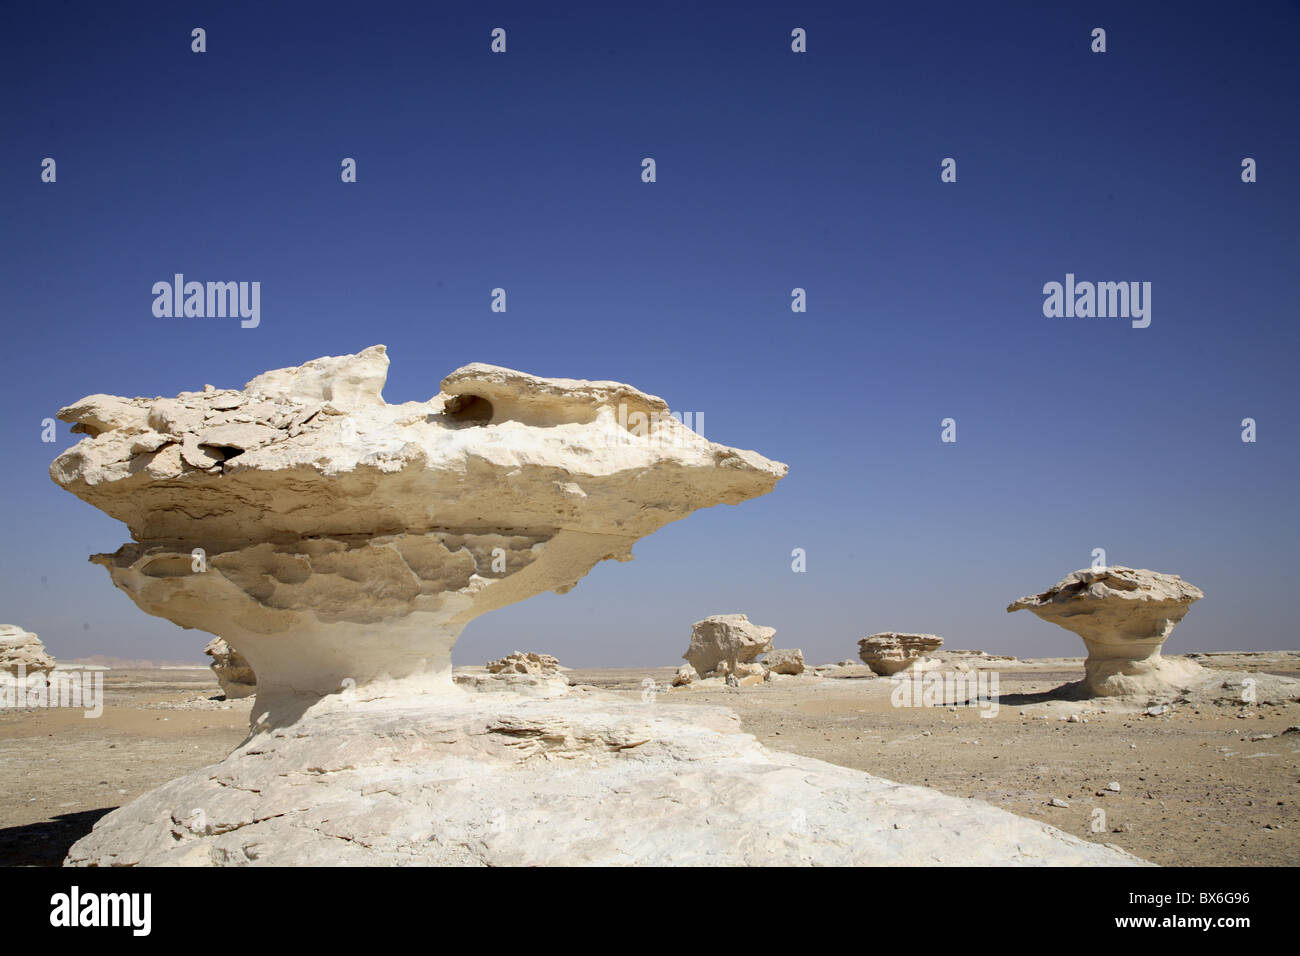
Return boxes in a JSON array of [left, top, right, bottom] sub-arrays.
[[1008, 567, 1205, 697], [764, 648, 805, 675], [51, 346, 787, 718], [62, 691, 1148, 867], [859, 633, 944, 676], [0, 625, 56, 679], [51, 348, 1144, 867], [485, 651, 562, 675], [684, 614, 775, 678]]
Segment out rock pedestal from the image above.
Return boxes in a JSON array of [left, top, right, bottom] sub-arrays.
[[1008, 567, 1205, 697]]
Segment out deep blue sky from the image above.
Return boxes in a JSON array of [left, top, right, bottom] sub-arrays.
[[2, 1, 1297, 666]]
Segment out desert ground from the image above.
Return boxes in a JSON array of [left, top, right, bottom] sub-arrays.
[[2, 654, 1296, 867]]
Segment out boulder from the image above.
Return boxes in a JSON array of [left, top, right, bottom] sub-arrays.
[[684, 614, 775, 677], [203, 637, 256, 699], [858, 633, 943, 675], [672, 664, 699, 686], [764, 648, 805, 675], [1008, 567, 1205, 697]]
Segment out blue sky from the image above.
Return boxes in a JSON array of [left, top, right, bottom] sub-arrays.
[[2, 1, 1297, 666]]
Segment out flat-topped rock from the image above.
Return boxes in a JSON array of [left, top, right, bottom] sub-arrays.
[[858, 633, 943, 675]]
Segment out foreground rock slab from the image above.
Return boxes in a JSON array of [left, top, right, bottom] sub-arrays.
[[64, 691, 1148, 866], [1008, 567, 1206, 697]]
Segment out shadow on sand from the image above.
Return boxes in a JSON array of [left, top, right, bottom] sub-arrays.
[[0, 807, 116, 867]]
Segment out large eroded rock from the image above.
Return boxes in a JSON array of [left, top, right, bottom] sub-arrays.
[[51, 346, 786, 719], [1008, 567, 1205, 697], [683, 614, 775, 677], [62, 693, 1147, 867]]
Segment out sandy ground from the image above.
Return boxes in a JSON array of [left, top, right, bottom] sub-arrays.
[[2, 658, 1297, 867]]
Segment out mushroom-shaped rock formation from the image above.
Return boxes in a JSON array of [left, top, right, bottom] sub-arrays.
[[203, 637, 256, 700], [0, 625, 55, 682], [51, 346, 786, 720], [858, 633, 943, 676], [49, 349, 1146, 867], [1008, 567, 1205, 697], [684, 614, 775, 678]]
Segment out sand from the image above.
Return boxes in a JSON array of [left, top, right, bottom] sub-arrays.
[[1, 657, 1296, 866]]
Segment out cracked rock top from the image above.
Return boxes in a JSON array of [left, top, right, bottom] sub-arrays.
[[50, 345, 788, 548]]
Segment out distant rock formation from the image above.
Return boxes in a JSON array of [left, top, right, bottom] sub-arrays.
[[485, 652, 561, 676], [858, 633, 943, 675], [1008, 567, 1204, 697], [764, 648, 805, 675], [203, 637, 256, 699], [0, 625, 55, 681], [683, 614, 775, 678]]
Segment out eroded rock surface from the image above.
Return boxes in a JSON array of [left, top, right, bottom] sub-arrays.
[[764, 648, 805, 675], [51, 349, 1145, 866], [0, 625, 55, 680], [51, 346, 786, 718], [1008, 567, 1205, 697], [63, 694, 1148, 867], [858, 633, 943, 676], [203, 637, 256, 700], [684, 614, 775, 678]]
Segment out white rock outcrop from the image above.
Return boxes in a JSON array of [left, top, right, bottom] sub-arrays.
[[51, 348, 1143, 866], [485, 651, 561, 676], [858, 633, 943, 675], [203, 637, 256, 699], [0, 625, 55, 681], [51, 346, 786, 719], [62, 692, 1147, 867], [683, 614, 775, 678], [764, 648, 805, 675], [1008, 567, 1205, 697]]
